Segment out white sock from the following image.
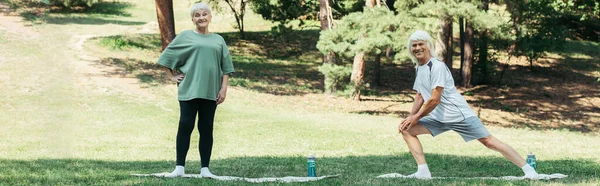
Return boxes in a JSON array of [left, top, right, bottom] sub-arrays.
[[169, 165, 185, 177], [521, 164, 537, 176], [412, 164, 431, 178], [200, 167, 216, 177]]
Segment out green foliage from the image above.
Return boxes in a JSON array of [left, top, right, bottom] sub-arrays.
[[515, 0, 568, 65], [42, 0, 99, 7], [251, 0, 365, 23], [550, 0, 600, 21], [251, 0, 318, 25], [317, 7, 418, 63], [99, 35, 159, 51], [317, 63, 352, 94]]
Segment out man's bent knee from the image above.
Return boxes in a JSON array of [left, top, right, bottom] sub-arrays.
[[478, 136, 498, 149]]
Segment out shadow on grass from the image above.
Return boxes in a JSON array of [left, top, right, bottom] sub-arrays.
[[220, 30, 322, 60], [49, 1, 134, 17], [87, 32, 600, 132], [0, 154, 597, 185], [44, 15, 145, 25], [467, 57, 600, 133], [5, 1, 137, 25], [94, 57, 169, 87]]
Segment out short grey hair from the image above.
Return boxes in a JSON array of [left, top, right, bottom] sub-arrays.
[[190, 2, 211, 17], [406, 30, 437, 67]]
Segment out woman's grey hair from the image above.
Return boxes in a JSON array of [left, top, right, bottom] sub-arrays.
[[190, 2, 211, 17], [406, 30, 437, 67]]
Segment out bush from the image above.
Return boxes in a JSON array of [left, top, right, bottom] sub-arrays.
[[42, 0, 99, 8], [317, 63, 351, 94]]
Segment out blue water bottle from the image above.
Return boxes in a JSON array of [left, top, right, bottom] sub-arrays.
[[307, 154, 317, 177], [526, 152, 536, 170]]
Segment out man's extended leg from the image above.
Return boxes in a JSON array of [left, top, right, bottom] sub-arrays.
[[401, 124, 433, 178], [478, 135, 538, 177]]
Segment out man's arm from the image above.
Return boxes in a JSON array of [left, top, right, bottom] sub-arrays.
[[413, 86, 443, 118], [409, 93, 425, 116], [399, 86, 443, 132]]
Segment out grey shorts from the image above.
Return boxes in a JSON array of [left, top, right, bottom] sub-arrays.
[[419, 116, 490, 142]]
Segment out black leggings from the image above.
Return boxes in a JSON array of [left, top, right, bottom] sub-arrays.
[[176, 98, 217, 167]]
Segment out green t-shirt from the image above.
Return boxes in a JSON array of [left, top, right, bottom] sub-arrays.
[[158, 30, 235, 101]]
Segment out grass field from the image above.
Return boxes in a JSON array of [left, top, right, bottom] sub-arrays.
[[1, 0, 599, 185]]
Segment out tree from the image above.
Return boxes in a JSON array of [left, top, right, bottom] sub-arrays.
[[317, 7, 417, 98], [319, 0, 336, 64], [155, 0, 175, 51], [349, 0, 379, 100], [251, 0, 318, 32], [408, 0, 505, 87], [462, 20, 474, 88], [202, 0, 248, 38], [476, 0, 490, 84], [436, 15, 453, 70], [508, 0, 568, 71]]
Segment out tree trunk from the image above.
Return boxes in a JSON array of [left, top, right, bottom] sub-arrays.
[[349, 0, 377, 100], [319, 0, 335, 64], [319, 0, 333, 30], [155, 0, 175, 51], [436, 16, 453, 71], [478, 0, 489, 84], [365, 0, 380, 7], [371, 53, 381, 87], [224, 0, 246, 38], [459, 16, 464, 80], [319, 0, 338, 94], [462, 20, 474, 88], [351, 47, 366, 100]]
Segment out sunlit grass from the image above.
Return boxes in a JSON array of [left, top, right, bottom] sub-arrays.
[[1, 0, 599, 185]]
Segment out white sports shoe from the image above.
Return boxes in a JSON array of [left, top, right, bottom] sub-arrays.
[[200, 167, 217, 178], [165, 165, 185, 178], [523, 173, 540, 180], [406, 172, 432, 179]]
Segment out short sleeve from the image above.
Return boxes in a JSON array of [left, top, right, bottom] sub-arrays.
[[412, 68, 419, 92], [430, 63, 448, 89], [157, 32, 191, 70], [220, 38, 235, 75]]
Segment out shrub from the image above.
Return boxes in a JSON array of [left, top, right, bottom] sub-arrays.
[[317, 63, 351, 94], [41, 0, 99, 8]]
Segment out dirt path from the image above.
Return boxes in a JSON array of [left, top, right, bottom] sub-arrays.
[[0, 3, 157, 101]]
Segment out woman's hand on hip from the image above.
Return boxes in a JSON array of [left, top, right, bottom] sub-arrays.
[[216, 88, 227, 105], [172, 73, 184, 83]]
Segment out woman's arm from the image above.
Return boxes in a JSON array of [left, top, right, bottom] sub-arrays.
[[216, 74, 229, 105]]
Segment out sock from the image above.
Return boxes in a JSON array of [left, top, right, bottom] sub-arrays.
[[417, 164, 429, 173], [170, 165, 185, 176], [200, 167, 216, 177], [521, 164, 537, 176], [413, 164, 431, 178]]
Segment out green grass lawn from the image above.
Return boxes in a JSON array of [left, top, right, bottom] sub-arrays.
[[1, 0, 599, 185]]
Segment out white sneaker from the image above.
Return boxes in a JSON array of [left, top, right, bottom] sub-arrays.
[[405, 172, 432, 179], [200, 167, 217, 178], [165, 166, 185, 178], [524, 173, 539, 180]]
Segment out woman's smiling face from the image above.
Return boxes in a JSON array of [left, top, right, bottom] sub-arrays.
[[192, 10, 211, 28]]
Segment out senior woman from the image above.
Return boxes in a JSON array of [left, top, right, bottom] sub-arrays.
[[157, 2, 235, 178]]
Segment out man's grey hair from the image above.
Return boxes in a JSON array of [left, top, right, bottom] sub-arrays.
[[190, 2, 211, 17], [406, 30, 437, 67]]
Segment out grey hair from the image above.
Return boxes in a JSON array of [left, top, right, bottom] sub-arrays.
[[406, 30, 437, 67], [190, 2, 211, 17]]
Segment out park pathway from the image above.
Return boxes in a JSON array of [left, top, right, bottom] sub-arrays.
[[0, 3, 165, 159]]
